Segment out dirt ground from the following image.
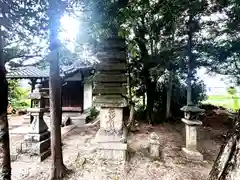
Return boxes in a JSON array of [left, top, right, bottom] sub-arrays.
[[9, 111, 230, 180]]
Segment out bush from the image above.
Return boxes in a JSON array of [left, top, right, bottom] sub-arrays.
[[8, 80, 30, 112], [85, 106, 100, 123], [135, 104, 146, 122]]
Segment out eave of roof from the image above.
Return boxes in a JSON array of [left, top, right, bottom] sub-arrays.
[[6, 64, 94, 80]]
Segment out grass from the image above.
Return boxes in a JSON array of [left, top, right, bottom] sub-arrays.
[[203, 94, 240, 111]]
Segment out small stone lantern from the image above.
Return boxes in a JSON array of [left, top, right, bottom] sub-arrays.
[[180, 104, 205, 161], [149, 132, 160, 158], [18, 83, 50, 162]]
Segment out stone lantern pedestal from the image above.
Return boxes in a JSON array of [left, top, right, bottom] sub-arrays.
[[181, 105, 204, 161], [18, 84, 50, 162]]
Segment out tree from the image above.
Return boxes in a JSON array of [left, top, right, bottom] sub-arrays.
[[0, 22, 11, 180], [120, 0, 189, 122], [48, 0, 68, 179], [0, 1, 51, 178], [208, 111, 240, 180], [207, 1, 240, 179]]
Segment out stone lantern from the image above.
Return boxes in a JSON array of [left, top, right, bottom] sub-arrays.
[[180, 104, 205, 161], [149, 132, 160, 158], [18, 83, 50, 162]]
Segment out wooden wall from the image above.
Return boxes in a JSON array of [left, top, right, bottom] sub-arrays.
[[41, 80, 83, 112]]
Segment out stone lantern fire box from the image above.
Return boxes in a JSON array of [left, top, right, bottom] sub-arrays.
[[17, 84, 50, 162]]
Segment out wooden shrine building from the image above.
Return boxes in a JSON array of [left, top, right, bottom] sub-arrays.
[[6, 65, 94, 114]]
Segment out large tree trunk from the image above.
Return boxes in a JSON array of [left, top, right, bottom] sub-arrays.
[[143, 93, 145, 108], [126, 63, 136, 131], [166, 70, 173, 119], [146, 76, 156, 124], [208, 112, 240, 180], [186, 15, 194, 106], [48, 0, 67, 179], [0, 27, 11, 179]]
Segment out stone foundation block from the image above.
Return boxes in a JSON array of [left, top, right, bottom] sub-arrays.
[[71, 116, 86, 125], [182, 147, 203, 161], [20, 138, 50, 155], [95, 130, 128, 161], [24, 131, 50, 142], [96, 142, 127, 161], [97, 149, 127, 161], [17, 150, 51, 162], [18, 132, 51, 162]]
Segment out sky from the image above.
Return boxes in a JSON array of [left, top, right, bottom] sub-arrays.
[[59, 15, 80, 51]]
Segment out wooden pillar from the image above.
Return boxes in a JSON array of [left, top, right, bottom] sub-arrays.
[[30, 78, 37, 108]]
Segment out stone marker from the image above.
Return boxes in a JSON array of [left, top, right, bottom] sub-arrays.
[[149, 132, 160, 158], [93, 38, 128, 162], [181, 104, 205, 161], [17, 83, 50, 162]]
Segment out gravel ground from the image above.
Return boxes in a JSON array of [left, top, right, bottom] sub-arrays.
[[8, 111, 229, 180]]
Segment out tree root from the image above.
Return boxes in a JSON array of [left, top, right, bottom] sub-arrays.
[[50, 164, 71, 180]]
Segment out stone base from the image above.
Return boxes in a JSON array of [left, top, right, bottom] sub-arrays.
[[94, 129, 128, 161], [18, 132, 51, 162], [182, 147, 203, 161], [96, 143, 127, 161], [17, 149, 51, 162], [71, 115, 86, 125], [24, 131, 50, 141]]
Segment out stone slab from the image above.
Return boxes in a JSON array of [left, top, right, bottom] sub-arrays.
[[93, 95, 127, 107], [182, 118, 202, 126], [17, 149, 51, 162], [94, 129, 127, 143], [93, 86, 127, 95], [97, 63, 126, 72], [97, 142, 128, 150], [20, 138, 50, 155], [182, 147, 203, 161], [71, 117, 86, 125], [27, 108, 49, 113], [180, 105, 205, 113], [96, 51, 126, 62], [97, 149, 127, 161], [94, 73, 127, 83]]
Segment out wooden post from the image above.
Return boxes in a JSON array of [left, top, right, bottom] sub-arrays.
[[30, 78, 37, 108]]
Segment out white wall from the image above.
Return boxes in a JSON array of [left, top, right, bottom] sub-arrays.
[[83, 82, 93, 111]]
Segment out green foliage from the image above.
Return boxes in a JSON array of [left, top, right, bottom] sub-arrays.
[[227, 87, 237, 96], [134, 74, 206, 123], [135, 104, 146, 122], [152, 76, 206, 123], [8, 80, 30, 110], [85, 106, 100, 123], [227, 87, 239, 111]]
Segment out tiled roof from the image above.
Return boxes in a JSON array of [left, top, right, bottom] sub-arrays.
[[6, 64, 93, 79], [6, 66, 49, 79]]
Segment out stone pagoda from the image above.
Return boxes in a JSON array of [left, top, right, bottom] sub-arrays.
[[181, 104, 204, 161], [93, 37, 128, 162], [18, 83, 50, 162]]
